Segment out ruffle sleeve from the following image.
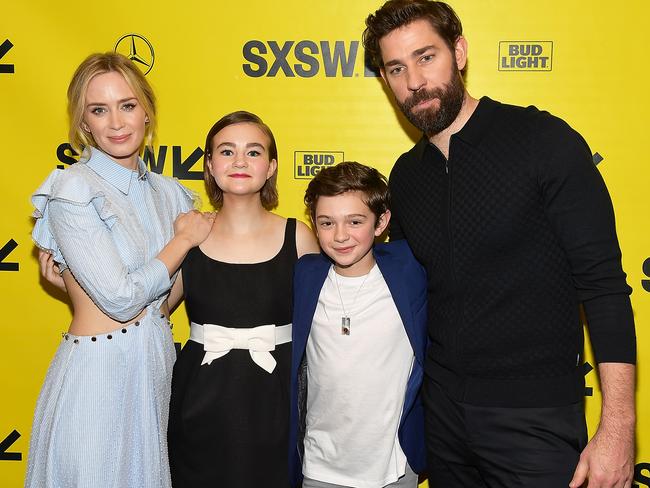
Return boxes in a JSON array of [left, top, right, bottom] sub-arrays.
[[31, 167, 119, 266]]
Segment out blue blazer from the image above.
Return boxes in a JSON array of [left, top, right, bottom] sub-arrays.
[[288, 239, 428, 486]]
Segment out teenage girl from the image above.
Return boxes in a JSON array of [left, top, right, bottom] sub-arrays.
[[168, 111, 319, 488]]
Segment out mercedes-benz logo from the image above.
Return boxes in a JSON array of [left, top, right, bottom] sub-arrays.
[[114, 34, 155, 75]]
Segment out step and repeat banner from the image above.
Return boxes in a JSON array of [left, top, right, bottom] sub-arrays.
[[1, 0, 649, 486]]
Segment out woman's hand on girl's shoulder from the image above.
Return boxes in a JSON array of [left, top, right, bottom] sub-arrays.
[[173, 210, 216, 247]]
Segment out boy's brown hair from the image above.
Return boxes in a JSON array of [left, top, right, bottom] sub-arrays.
[[304, 161, 389, 227]]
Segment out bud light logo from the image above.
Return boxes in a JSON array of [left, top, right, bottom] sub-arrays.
[[498, 41, 553, 71], [294, 151, 344, 179], [242, 40, 378, 78]]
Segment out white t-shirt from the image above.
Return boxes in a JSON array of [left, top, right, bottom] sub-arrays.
[[303, 264, 414, 488]]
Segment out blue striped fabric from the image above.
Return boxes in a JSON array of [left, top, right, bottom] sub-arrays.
[[31, 147, 195, 321], [26, 147, 195, 488]]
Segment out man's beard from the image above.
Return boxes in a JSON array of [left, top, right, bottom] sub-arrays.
[[396, 68, 465, 136]]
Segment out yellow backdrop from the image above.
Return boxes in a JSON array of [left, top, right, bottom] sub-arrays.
[[1, 1, 649, 486]]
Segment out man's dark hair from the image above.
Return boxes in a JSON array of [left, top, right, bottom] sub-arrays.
[[304, 162, 390, 227], [363, 0, 463, 69]]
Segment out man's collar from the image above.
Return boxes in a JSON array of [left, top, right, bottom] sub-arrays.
[[85, 147, 155, 194], [452, 96, 500, 146], [416, 96, 500, 161]]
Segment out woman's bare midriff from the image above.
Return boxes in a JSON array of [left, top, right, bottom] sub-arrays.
[[63, 270, 169, 336]]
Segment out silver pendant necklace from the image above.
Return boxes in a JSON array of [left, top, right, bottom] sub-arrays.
[[334, 268, 371, 336]]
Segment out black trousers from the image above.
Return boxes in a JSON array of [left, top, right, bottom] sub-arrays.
[[423, 377, 588, 488]]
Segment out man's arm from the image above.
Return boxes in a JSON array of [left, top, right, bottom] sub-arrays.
[[535, 114, 636, 487], [569, 362, 635, 488]]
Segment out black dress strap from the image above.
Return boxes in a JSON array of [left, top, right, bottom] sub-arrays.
[[281, 218, 297, 260]]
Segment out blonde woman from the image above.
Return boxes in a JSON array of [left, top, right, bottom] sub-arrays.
[[26, 53, 213, 488]]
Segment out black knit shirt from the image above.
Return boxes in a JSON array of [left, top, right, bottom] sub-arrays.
[[389, 97, 636, 407]]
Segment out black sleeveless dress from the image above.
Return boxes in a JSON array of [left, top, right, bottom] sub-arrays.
[[169, 219, 296, 488]]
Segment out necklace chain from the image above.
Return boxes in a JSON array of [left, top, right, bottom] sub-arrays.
[[334, 267, 371, 336]]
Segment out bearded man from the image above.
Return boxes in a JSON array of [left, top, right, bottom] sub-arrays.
[[363, 2, 636, 487]]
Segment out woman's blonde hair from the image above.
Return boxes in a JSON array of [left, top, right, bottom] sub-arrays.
[[67, 52, 157, 156]]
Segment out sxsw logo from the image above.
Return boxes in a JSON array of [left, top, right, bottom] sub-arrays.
[[242, 41, 378, 78], [294, 151, 344, 179], [56, 143, 203, 180], [0, 239, 19, 272], [642, 258, 650, 292], [0, 430, 21, 461], [0, 39, 15, 74], [499, 41, 553, 71]]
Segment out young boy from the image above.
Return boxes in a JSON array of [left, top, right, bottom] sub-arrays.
[[289, 162, 427, 488]]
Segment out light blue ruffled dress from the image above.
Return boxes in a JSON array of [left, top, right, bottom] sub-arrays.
[[25, 148, 194, 488]]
